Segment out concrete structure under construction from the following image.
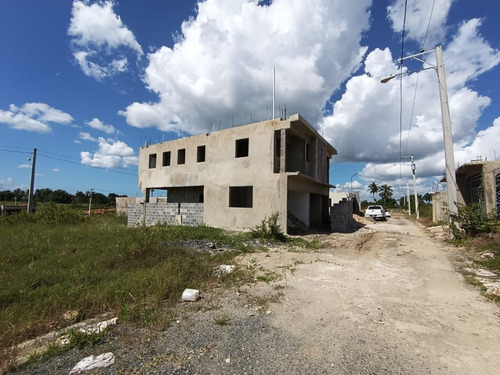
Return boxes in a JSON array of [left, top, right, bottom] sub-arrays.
[[132, 114, 337, 233], [432, 160, 500, 222]]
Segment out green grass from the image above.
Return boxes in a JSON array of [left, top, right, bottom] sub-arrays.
[[0, 205, 321, 367], [0, 212, 246, 357]]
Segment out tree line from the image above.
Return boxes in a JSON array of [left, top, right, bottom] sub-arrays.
[[0, 188, 124, 206], [366, 182, 433, 208]]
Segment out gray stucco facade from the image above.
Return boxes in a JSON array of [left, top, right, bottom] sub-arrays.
[[134, 114, 337, 233]]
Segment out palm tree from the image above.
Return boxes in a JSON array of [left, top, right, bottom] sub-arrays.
[[368, 182, 379, 200], [378, 184, 393, 205]]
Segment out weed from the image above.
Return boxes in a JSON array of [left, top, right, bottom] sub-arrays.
[[251, 212, 287, 242], [67, 328, 108, 349], [0, 216, 245, 356], [213, 314, 230, 326], [450, 203, 499, 239]]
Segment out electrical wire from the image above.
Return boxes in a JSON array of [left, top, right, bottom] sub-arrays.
[[402, 0, 437, 157]]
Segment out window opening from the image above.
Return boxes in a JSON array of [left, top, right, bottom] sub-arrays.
[[235, 138, 249, 158], [197, 145, 206, 162], [148, 154, 157, 169], [177, 149, 186, 164], [162, 151, 171, 166], [229, 186, 253, 207]]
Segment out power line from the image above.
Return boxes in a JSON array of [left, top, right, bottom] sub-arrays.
[[0, 146, 136, 176]]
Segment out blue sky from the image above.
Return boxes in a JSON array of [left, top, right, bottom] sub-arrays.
[[1, 0, 499, 200]]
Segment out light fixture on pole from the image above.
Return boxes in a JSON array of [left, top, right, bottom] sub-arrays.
[[350, 172, 359, 193], [381, 45, 457, 229]]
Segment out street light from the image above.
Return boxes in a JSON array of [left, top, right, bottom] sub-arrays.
[[381, 45, 457, 229], [350, 172, 359, 193]]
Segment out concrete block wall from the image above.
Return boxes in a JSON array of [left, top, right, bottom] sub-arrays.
[[127, 202, 203, 227], [330, 198, 354, 233]]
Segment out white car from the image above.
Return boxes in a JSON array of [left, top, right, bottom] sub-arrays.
[[384, 209, 391, 218], [365, 205, 386, 220]]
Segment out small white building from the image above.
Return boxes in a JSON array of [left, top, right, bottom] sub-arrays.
[[131, 114, 337, 233]]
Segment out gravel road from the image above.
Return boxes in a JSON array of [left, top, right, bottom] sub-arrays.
[[14, 215, 500, 374]]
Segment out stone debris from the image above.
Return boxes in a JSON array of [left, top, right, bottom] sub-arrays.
[[69, 352, 115, 373], [464, 268, 497, 278], [182, 288, 200, 302], [477, 278, 500, 296], [480, 251, 495, 259], [215, 264, 236, 275], [9, 314, 117, 368]]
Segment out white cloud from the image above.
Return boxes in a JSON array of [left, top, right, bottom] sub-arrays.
[[0, 102, 73, 133], [456, 117, 500, 163], [69, 0, 143, 80], [0, 177, 16, 190], [79, 132, 97, 142], [86, 117, 116, 134], [322, 17, 500, 186], [387, 0, 455, 48], [17, 164, 31, 169], [120, 0, 371, 133], [80, 137, 138, 168]]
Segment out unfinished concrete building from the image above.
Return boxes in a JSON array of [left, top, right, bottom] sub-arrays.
[[432, 160, 500, 222], [130, 114, 337, 233]]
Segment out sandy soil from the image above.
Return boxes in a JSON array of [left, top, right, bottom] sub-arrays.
[[14, 214, 500, 374], [238, 214, 500, 374]]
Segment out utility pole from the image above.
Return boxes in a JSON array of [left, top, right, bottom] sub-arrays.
[[435, 45, 458, 221], [88, 188, 93, 216], [381, 45, 458, 234], [407, 182, 411, 215], [411, 155, 419, 219], [27, 148, 37, 214]]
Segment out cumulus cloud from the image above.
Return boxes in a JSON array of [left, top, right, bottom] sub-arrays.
[[86, 117, 116, 134], [322, 17, 500, 190], [0, 102, 73, 133], [69, 0, 143, 80], [0, 178, 16, 190], [387, 0, 455, 48], [120, 0, 371, 133], [80, 137, 138, 168], [79, 132, 97, 142]]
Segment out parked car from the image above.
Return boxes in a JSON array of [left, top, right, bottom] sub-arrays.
[[384, 208, 391, 218], [364, 205, 386, 220]]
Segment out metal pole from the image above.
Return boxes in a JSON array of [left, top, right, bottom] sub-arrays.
[[350, 172, 358, 193], [411, 155, 419, 219], [435, 45, 458, 224], [27, 148, 37, 214], [88, 188, 93, 216], [272, 65, 275, 119], [407, 182, 411, 215]]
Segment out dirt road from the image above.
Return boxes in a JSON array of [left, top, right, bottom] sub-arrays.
[[16, 215, 500, 374], [242, 215, 500, 374]]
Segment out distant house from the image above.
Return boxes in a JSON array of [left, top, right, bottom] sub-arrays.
[[128, 114, 337, 233], [432, 160, 500, 222]]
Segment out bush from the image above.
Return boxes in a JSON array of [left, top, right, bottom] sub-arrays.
[[251, 212, 286, 242], [450, 203, 499, 239]]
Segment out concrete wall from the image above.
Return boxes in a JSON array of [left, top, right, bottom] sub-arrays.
[[128, 202, 203, 227], [432, 191, 448, 223], [456, 161, 500, 215], [137, 114, 336, 233], [116, 197, 141, 216]]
